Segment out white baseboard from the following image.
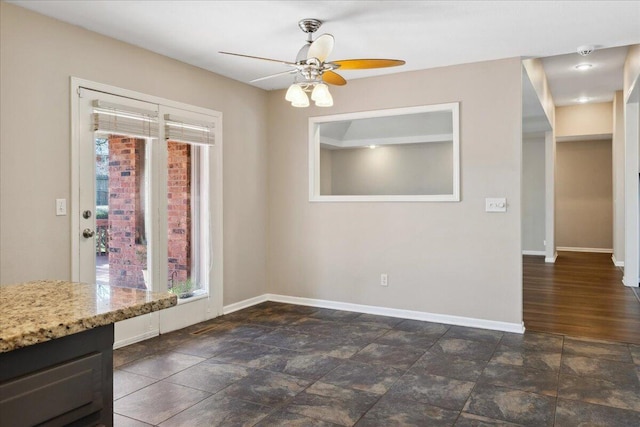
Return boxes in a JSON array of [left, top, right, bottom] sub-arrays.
[[611, 254, 624, 267], [545, 252, 557, 263], [556, 246, 613, 254], [222, 294, 268, 315], [221, 293, 525, 334], [522, 250, 545, 256]]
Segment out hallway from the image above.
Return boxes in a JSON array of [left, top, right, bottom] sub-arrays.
[[524, 251, 640, 344]]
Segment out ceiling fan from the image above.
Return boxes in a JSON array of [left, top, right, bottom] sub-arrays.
[[219, 18, 405, 107]]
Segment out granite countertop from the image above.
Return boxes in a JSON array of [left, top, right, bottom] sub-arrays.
[[0, 280, 177, 352]]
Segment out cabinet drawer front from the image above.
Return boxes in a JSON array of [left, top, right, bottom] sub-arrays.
[[0, 353, 103, 427]]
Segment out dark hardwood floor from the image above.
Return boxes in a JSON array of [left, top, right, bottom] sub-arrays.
[[524, 251, 640, 344]]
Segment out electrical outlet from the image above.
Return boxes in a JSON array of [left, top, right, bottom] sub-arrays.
[[380, 273, 388, 287]]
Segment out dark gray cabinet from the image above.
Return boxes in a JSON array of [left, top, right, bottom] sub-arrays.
[[0, 325, 113, 427]]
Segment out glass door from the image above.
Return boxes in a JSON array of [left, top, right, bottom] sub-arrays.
[[77, 88, 160, 345], [74, 82, 223, 347]]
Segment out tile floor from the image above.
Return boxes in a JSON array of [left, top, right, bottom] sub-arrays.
[[113, 302, 640, 426]]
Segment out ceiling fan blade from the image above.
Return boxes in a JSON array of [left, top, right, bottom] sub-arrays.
[[332, 59, 406, 69], [250, 70, 298, 83], [307, 34, 334, 62], [219, 51, 298, 67], [322, 70, 347, 86]]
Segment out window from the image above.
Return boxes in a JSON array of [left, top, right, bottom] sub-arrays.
[[164, 113, 214, 298]]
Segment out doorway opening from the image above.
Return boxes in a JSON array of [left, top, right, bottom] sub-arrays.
[[521, 46, 640, 343]]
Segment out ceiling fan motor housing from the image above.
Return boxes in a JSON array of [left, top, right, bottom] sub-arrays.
[[298, 18, 322, 34]]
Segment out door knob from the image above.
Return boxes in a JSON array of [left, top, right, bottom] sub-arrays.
[[82, 228, 95, 238]]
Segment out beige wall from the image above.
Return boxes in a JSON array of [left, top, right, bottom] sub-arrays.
[[0, 3, 269, 305], [623, 44, 640, 101], [522, 59, 555, 126], [556, 139, 613, 249], [324, 142, 453, 196], [555, 103, 613, 138], [267, 58, 523, 325], [522, 137, 546, 252], [612, 91, 625, 262]]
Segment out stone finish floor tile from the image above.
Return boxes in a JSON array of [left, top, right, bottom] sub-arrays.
[[287, 317, 388, 341], [500, 331, 564, 353], [113, 341, 158, 368], [169, 334, 237, 358], [309, 307, 362, 322], [388, 371, 475, 411], [558, 372, 640, 412], [113, 414, 153, 427], [351, 342, 425, 370], [112, 303, 640, 427], [118, 351, 206, 380], [164, 359, 253, 393], [412, 351, 488, 382], [431, 337, 498, 361], [255, 409, 342, 426], [300, 335, 370, 359], [285, 382, 379, 426], [211, 341, 291, 369], [480, 362, 559, 396], [393, 319, 450, 336], [555, 398, 640, 427], [252, 328, 315, 350], [159, 395, 272, 427], [267, 352, 343, 380], [114, 381, 211, 425], [202, 322, 274, 340], [463, 383, 556, 427], [355, 395, 459, 426], [561, 354, 640, 387], [562, 337, 633, 363], [374, 329, 440, 349], [218, 369, 311, 406], [113, 370, 157, 400], [348, 313, 404, 329], [320, 360, 403, 395], [455, 412, 525, 426], [443, 326, 504, 344], [491, 344, 561, 372]]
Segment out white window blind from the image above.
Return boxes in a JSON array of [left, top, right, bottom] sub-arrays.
[[164, 114, 215, 145], [93, 100, 159, 138]]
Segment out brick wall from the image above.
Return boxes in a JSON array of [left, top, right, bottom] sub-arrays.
[[106, 137, 192, 290], [167, 141, 192, 286], [107, 136, 147, 289]]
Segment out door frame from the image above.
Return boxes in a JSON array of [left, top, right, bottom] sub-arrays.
[[70, 77, 224, 345]]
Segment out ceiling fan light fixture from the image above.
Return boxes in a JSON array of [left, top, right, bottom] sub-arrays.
[[311, 83, 333, 107], [221, 18, 404, 109], [287, 83, 310, 107]]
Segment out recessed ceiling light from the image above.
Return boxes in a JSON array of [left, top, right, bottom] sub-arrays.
[[575, 63, 592, 71], [576, 97, 590, 103]]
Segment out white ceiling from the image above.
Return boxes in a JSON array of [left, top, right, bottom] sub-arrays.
[[542, 46, 629, 106], [10, 1, 640, 106]]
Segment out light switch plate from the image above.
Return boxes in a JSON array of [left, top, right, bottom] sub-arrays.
[[56, 198, 67, 216], [485, 197, 507, 213]]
